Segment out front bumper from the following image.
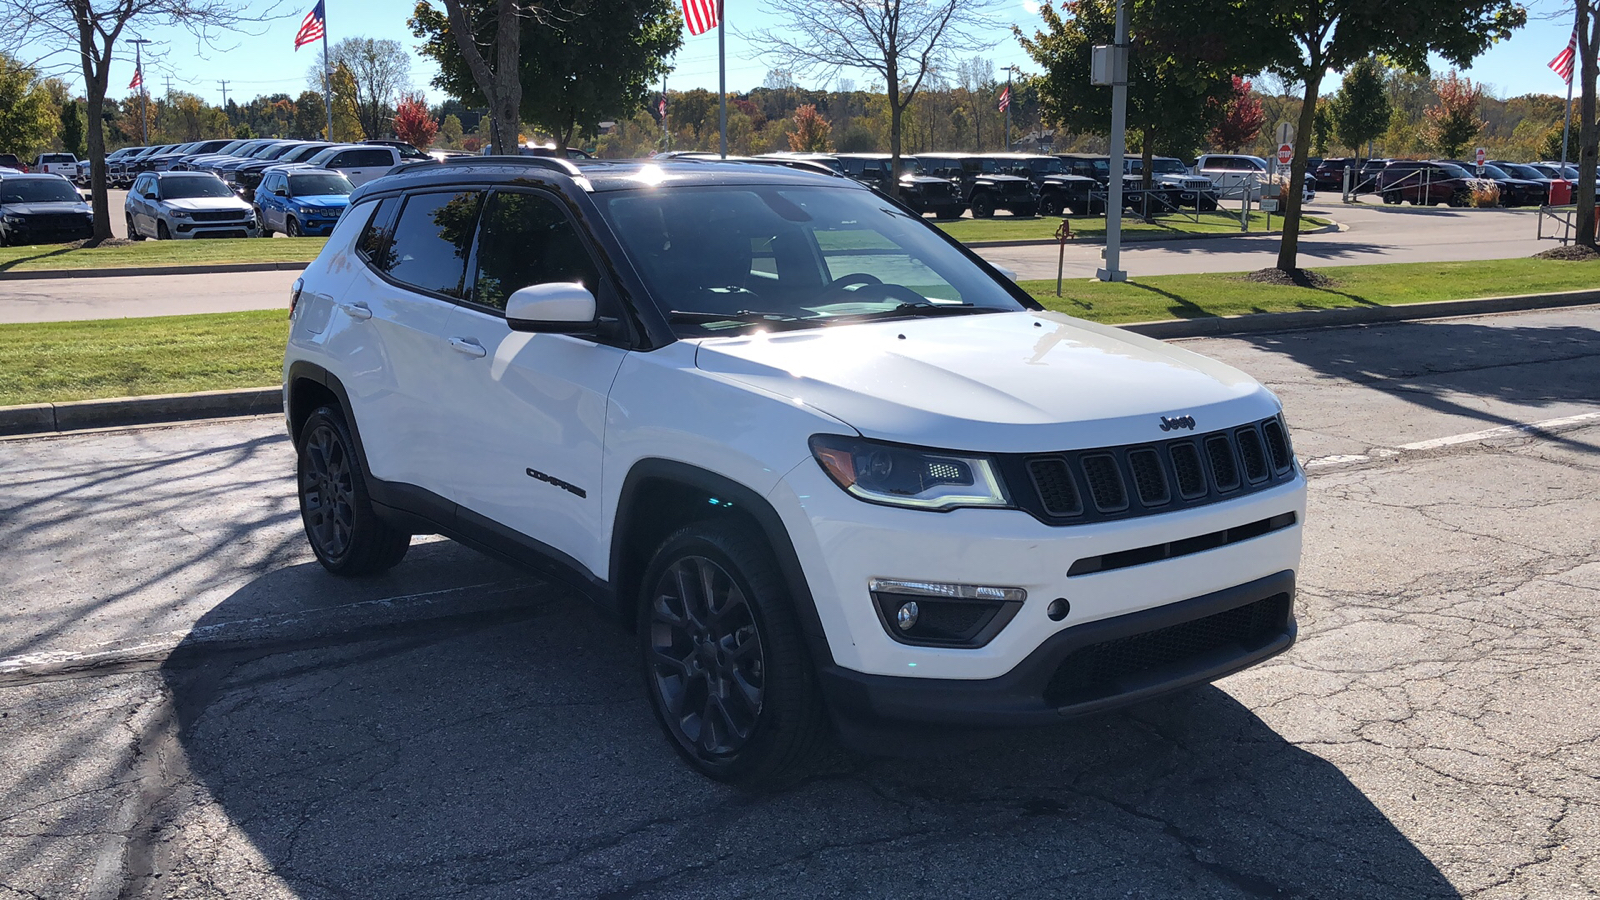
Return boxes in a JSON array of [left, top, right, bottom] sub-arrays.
[[2, 220, 94, 244], [169, 218, 258, 239], [820, 569, 1295, 727]]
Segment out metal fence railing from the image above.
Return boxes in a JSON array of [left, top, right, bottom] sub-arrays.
[[1537, 205, 1580, 244]]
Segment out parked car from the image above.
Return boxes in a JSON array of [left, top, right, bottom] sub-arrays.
[[105, 146, 149, 186], [917, 153, 1038, 217], [1449, 162, 1546, 207], [1053, 154, 1171, 213], [183, 139, 271, 173], [125, 171, 259, 239], [33, 153, 77, 177], [0, 173, 94, 245], [283, 156, 1305, 785], [160, 139, 237, 171], [0, 153, 29, 173], [255, 169, 352, 237], [1193, 154, 1270, 200], [1376, 161, 1485, 206], [1309, 158, 1357, 192], [1490, 161, 1571, 204], [212, 141, 304, 187], [126, 144, 179, 178], [232, 142, 332, 197], [989, 153, 1100, 216], [302, 143, 402, 187], [1125, 156, 1220, 210], [833, 153, 965, 218], [361, 139, 432, 162]]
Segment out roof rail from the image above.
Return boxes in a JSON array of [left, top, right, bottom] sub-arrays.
[[386, 154, 586, 180]]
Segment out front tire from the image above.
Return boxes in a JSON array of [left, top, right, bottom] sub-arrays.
[[297, 406, 410, 576], [126, 214, 144, 240], [639, 522, 829, 787], [1038, 194, 1063, 217], [970, 192, 996, 218], [156, 221, 171, 240], [287, 215, 303, 237]]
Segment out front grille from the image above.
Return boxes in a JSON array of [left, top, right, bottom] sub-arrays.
[[1043, 594, 1292, 707], [23, 214, 88, 230], [1006, 416, 1296, 526], [190, 210, 248, 223]]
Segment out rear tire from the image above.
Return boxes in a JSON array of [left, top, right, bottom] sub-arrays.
[[1382, 190, 1401, 205], [970, 192, 996, 218], [296, 406, 410, 576], [638, 521, 829, 788]]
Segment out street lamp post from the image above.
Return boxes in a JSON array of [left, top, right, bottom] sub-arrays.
[[129, 38, 152, 145]]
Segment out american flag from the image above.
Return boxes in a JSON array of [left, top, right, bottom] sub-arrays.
[[997, 86, 1011, 111], [295, 1, 326, 51], [1551, 29, 1577, 84], [681, 0, 717, 36], [128, 67, 142, 91]]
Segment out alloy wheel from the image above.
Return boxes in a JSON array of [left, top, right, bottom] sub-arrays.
[[646, 555, 766, 761], [300, 423, 356, 560]]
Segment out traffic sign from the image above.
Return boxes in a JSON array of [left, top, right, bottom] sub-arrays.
[[1275, 122, 1295, 147], [1475, 147, 1486, 167], [1278, 143, 1293, 166]]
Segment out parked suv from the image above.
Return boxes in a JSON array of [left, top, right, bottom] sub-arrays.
[[1126, 157, 1219, 210], [833, 153, 965, 218], [0, 173, 94, 245], [33, 153, 78, 177], [1376, 161, 1484, 207], [125, 171, 259, 239], [303, 144, 402, 187], [989, 153, 1099, 216], [255, 169, 352, 236], [917, 153, 1038, 217], [282, 157, 1306, 785]]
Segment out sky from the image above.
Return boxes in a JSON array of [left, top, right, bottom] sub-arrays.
[[49, 0, 1589, 111]]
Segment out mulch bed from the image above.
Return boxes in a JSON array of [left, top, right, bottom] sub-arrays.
[[1533, 244, 1600, 261], [1242, 267, 1336, 288]]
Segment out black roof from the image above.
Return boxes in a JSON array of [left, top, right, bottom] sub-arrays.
[[348, 156, 861, 203]]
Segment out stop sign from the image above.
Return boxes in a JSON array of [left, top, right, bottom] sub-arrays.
[[1475, 147, 1487, 166], [1277, 143, 1293, 166]]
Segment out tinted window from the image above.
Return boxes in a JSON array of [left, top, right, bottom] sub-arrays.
[[354, 197, 395, 263], [288, 173, 353, 196], [380, 191, 483, 297], [1437, 164, 1472, 179], [0, 179, 80, 203], [345, 149, 395, 167], [160, 177, 235, 199], [471, 192, 599, 311]]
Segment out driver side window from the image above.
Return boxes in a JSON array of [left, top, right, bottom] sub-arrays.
[[469, 190, 600, 312]]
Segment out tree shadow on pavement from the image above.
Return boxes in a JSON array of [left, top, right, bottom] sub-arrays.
[[154, 565, 1462, 899], [1237, 319, 1600, 455]]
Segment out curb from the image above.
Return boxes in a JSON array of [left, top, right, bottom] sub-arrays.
[[964, 220, 1340, 249], [1117, 289, 1600, 339], [2, 289, 1596, 438], [0, 260, 311, 281], [0, 386, 280, 437]]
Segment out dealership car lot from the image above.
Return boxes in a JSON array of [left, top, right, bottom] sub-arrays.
[[1, 305, 1596, 897]]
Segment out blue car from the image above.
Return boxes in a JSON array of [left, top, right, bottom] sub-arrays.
[[254, 169, 354, 237]]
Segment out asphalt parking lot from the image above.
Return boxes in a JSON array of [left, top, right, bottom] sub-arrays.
[[1, 306, 1597, 898]]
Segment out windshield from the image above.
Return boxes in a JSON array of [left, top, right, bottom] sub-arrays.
[[972, 158, 999, 173], [160, 177, 235, 199], [1503, 164, 1543, 179], [0, 179, 81, 203], [288, 173, 352, 196], [282, 144, 328, 163], [259, 144, 300, 160], [1477, 164, 1511, 179], [1438, 164, 1472, 179], [1027, 157, 1064, 175], [898, 158, 923, 175], [599, 184, 1026, 336]]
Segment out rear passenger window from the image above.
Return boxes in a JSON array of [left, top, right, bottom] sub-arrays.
[[350, 149, 394, 167], [470, 191, 599, 311], [355, 197, 397, 265], [381, 190, 484, 298]]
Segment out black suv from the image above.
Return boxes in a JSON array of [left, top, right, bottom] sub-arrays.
[[0, 173, 93, 245], [988, 153, 1100, 216], [916, 153, 1038, 217], [1056, 154, 1180, 214], [834, 154, 965, 218], [1445, 161, 1546, 207]]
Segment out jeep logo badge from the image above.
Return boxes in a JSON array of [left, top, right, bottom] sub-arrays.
[[1159, 415, 1197, 432]]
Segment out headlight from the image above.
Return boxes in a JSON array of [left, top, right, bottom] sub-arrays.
[[169, 209, 191, 219], [2, 215, 22, 225], [298, 206, 320, 216], [809, 435, 1010, 511]]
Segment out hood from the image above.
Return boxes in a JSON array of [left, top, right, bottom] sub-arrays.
[[974, 174, 1031, 185], [900, 175, 954, 186], [692, 311, 1277, 452], [289, 194, 350, 208], [164, 196, 252, 212], [2, 201, 91, 216], [1043, 174, 1097, 184]]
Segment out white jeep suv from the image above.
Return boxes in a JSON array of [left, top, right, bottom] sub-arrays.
[[284, 157, 1306, 785]]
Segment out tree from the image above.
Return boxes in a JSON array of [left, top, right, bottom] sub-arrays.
[[788, 104, 832, 151], [1330, 56, 1389, 155], [1423, 70, 1485, 159], [1, 0, 271, 242], [439, 113, 465, 147], [1020, 0, 1263, 184], [60, 99, 85, 156], [1256, 0, 1523, 275], [293, 90, 327, 139], [0, 54, 57, 158], [749, 0, 1002, 197], [417, 0, 522, 154], [393, 94, 439, 148], [413, 0, 680, 150], [1312, 100, 1333, 155], [1210, 76, 1266, 152], [313, 37, 410, 140]]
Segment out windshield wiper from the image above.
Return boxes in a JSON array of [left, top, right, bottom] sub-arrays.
[[830, 302, 991, 321], [668, 310, 800, 324]]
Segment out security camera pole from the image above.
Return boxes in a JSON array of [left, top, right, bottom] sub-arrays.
[[1093, 0, 1129, 282]]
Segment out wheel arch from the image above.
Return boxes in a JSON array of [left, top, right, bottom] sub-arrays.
[[610, 459, 835, 668], [285, 361, 369, 466]]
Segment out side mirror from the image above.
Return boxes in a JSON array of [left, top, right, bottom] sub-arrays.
[[993, 266, 1019, 282], [273, 188, 288, 196], [505, 282, 597, 333], [142, 190, 158, 200]]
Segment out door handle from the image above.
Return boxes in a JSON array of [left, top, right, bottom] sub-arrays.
[[339, 302, 372, 320], [448, 337, 487, 359]]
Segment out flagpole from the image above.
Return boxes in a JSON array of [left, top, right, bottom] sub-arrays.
[[322, 4, 333, 141], [1004, 68, 1013, 151], [717, 0, 727, 158]]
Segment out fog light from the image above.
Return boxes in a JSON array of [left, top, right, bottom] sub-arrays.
[[896, 601, 919, 630], [1048, 598, 1070, 621]]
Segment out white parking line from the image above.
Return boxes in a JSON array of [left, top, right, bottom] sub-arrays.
[[1303, 410, 1600, 471]]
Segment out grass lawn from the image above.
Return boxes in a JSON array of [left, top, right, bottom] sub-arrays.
[[0, 238, 325, 273], [0, 310, 287, 406], [2, 258, 1594, 406], [1018, 257, 1600, 324], [939, 211, 1330, 243]]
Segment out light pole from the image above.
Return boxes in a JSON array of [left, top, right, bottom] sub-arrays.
[[129, 38, 152, 145], [1003, 65, 1021, 151], [1096, 0, 1129, 283]]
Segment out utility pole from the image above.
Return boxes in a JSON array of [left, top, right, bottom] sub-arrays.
[[218, 80, 230, 109], [717, 0, 727, 158], [163, 74, 174, 98], [130, 38, 152, 145], [1097, 0, 1129, 282]]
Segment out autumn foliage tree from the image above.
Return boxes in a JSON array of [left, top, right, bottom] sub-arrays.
[[1424, 70, 1486, 159], [788, 104, 832, 151], [393, 94, 438, 149], [1208, 76, 1265, 152]]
